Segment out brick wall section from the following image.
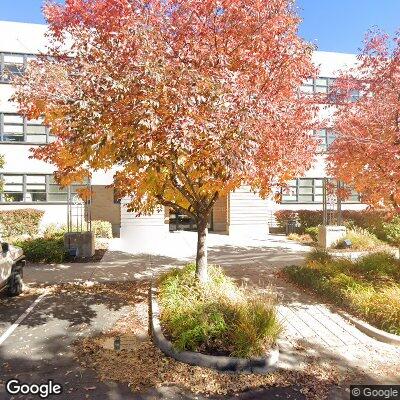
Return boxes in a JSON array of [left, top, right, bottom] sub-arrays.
[[213, 195, 228, 232], [91, 185, 121, 237]]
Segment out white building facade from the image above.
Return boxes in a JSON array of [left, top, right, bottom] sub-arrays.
[[0, 21, 365, 240]]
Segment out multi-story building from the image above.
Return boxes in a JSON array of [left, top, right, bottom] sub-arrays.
[[0, 21, 366, 241], [0, 22, 121, 235]]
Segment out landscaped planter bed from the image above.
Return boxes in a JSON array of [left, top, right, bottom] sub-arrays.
[[285, 249, 400, 341], [149, 264, 282, 373], [149, 287, 280, 373], [328, 247, 399, 260]]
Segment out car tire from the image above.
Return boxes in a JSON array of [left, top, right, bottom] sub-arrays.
[[8, 271, 23, 297]]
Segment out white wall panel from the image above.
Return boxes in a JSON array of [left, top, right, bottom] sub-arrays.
[[0, 21, 49, 54], [1, 144, 55, 173], [0, 85, 16, 112], [229, 186, 270, 238], [120, 198, 169, 251]]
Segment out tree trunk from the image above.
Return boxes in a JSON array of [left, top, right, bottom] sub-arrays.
[[196, 216, 208, 283]]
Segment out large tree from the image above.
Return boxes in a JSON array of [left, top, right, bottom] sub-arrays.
[[15, 0, 317, 282], [328, 31, 400, 211]]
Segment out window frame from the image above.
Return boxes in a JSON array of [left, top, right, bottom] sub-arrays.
[[0, 51, 36, 84], [0, 112, 53, 144], [314, 128, 337, 152], [301, 76, 335, 94], [281, 178, 361, 204], [0, 173, 89, 204], [301, 76, 360, 100]]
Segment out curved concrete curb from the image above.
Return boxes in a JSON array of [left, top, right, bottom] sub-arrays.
[[149, 287, 279, 373], [338, 310, 400, 346]]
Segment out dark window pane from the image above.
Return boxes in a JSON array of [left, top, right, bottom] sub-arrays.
[[27, 192, 47, 202], [4, 63, 23, 75], [2, 133, 24, 142], [4, 193, 24, 202]]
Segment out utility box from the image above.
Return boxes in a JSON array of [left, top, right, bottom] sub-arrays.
[[64, 231, 95, 258], [318, 225, 346, 249]]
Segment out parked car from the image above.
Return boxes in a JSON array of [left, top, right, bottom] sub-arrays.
[[0, 242, 25, 296]]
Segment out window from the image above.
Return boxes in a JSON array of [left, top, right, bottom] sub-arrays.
[[314, 129, 336, 152], [2, 114, 24, 142], [301, 77, 336, 94], [0, 52, 36, 83], [48, 175, 68, 202], [0, 113, 52, 143], [1, 53, 24, 82], [349, 89, 360, 102], [282, 178, 360, 204], [0, 174, 90, 204], [3, 175, 24, 202], [302, 76, 361, 101], [25, 175, 46, 202]]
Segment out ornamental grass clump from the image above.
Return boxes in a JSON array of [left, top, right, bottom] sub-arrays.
[[158, 264, 281, 358], [335, 227, 384, 250], [285, 250, 400, 335]]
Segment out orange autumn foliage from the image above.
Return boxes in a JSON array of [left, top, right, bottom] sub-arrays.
[[328, 30, 400, 211], [14, 0, 318, 277]]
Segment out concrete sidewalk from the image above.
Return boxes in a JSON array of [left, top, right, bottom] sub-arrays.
[[24, 232, 310, 285]]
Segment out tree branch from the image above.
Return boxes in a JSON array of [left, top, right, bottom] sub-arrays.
[[155, 194, 196, 219]]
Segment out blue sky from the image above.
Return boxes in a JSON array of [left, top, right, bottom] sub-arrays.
[[1, 0, 400, 53]]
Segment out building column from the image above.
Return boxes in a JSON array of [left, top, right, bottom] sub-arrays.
[[212, 195, 229, 233], [228, 186, 270, 239], [120, 198, 169, 250]]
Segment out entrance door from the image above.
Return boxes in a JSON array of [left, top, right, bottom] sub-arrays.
[[169, 209, 213, 232]]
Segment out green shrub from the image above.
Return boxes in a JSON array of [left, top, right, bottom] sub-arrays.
[[304, 226, 319, 241], [297, 210, 323, 230], [231, 295, 282, 357], [274, 209, 398, 242], [381, 216, 400, 246], [91, 220, 113, 238], [306, 248, 333, 264], [354, 252, 400, 280], [335, 227, 383, 250], [14, 236, 66, 263], [43, 220, 113, 239], [0, 209, 44, 239], [43, 223, 68, 239], [158, 264, 281, 357], [364, 285, 400, 335]]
